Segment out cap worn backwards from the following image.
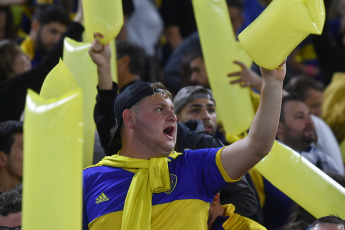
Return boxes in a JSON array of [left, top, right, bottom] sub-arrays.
[[108, 82, 165, 154], [173, 86, 215, 114]]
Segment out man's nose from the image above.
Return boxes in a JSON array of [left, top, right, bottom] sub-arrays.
[[167, 109, 177, 122]]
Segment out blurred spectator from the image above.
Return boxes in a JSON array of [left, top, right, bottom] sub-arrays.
[[19, 4, 70, 67], [0, 3, 83, 122], [322, 73, 345, 144], [309, 215, 345, 230], [284, 76, 344, 174], [124, 0, 163, 57], [284, 76, 324, 117], [0, 121, 23, 194], [0, 184, 22, 229], [163, 0, 245, 94], [208, 193, 266, 230], [115, 40, 146, 91]]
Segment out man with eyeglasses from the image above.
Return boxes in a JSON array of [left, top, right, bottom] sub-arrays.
[[0, 184, 22, 230]]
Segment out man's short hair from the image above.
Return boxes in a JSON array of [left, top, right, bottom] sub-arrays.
[[173, 86, 215, 115], [280, 94, 304, 123], [284, 76, 325, 100], [0, 184, 22, 216], [32, 4, 70, 26], [116, 40, 147, 77], [310, 215, 345, 229], [108, 82, 172, 154], [0, 120, 23, 155]]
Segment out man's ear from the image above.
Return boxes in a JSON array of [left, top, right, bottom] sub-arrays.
[[211, 193, 220, 207], [277, 122, 284, 136], [31, 20, 40, 36], [122, 109, 135, 129], [176, 114, 181, 122], [117, 55, 130, 69], [0, 151, 8, 167]]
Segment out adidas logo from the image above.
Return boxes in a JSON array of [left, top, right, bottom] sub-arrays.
[[95, 192, 109, 204]]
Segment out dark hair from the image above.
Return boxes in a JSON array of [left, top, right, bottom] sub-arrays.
[[0, 40, 19, 84], [0, 184, 22, 216], [181, 49, 204, 86], [284, 76, 325, 101], [311, 215, 345, 228], [32, 4, 70, 26], [0, 120, 23, 155], [116, 40, 147, 77], [0, 7, 17, 39], [280, 94, 305, 123]]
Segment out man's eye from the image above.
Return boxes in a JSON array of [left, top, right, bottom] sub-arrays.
[[155, 108, 163, 112]]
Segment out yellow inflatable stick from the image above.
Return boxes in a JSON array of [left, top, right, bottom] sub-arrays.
[[110, 40, 118, 83], [63, 38, 99, 167], [82, 0, 123, 44], [40, 59, 78, 98], [340, 138, 345, 164], [238, 0, 325, 70], [23, 89, 83, 230], [193, 0, 254, 136], [256, 141, 345, 219]]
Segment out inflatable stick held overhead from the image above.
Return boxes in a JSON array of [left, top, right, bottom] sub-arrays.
[[83, 0, 123, 44], [238, 0, 325, 70]]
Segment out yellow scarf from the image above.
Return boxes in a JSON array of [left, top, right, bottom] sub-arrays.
[[222, 204, 267, 230], [20, 36, 34, 60], [96, 151, 182, 230]]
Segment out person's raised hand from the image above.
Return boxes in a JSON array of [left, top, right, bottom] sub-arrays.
[[259, 61, 286, 84], [227, 60, 263, 93], [88, 33, 111, 68]]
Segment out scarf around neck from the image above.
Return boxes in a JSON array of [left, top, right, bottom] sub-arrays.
[[96, 151, 182, 230]]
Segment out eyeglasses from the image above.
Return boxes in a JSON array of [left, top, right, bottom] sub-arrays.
[[0, 226, 22, 230]]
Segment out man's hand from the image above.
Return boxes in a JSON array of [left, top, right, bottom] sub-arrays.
[[260, 61, 286, 84], [88, 33, 111, 68], [227, 61, 263, 93], [89, 33, 113, 90]]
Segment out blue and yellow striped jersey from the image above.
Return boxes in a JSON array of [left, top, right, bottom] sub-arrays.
[[83, 147, 232, 230]]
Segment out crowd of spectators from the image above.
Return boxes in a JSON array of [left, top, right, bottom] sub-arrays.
[[1, 0, 345, 229]]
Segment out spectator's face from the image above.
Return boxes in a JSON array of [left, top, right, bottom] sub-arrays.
[[312, 223, 345, 230], [12, 48, 31, 77], [278, 101, 316, 147], [0, 212, 21, 228], [7, 134, 23, 180], [178, 98, 217, 135], [37, 22, 67, 53], [189, 57, 209, 88], [129, 94, 177, 157], [304, 88, 323, 117]]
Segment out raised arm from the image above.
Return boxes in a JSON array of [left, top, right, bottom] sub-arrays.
[[221, 62, 286, 180], [88, 33, 113, 90]]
